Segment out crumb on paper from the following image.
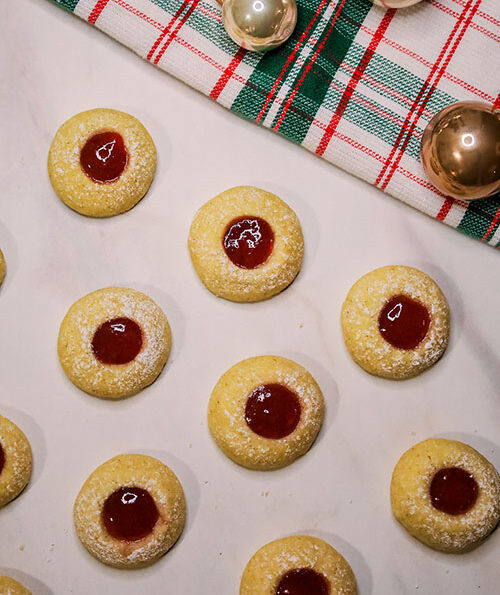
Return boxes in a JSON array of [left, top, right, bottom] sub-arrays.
[[19, 545, 24, 551]]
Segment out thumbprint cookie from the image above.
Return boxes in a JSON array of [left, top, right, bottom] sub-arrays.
[[391, 438, 500, 552], [341, 265, 449, 379], [48, 108, 156, 217], [0, 415, 32, 508], [240, 535, 357, 595], [208, 356, 324, 470], [0, 576, 32, 595], [188, 186, 304, 302], [74, 454, 186, 568], [57, 287, 171, 399]]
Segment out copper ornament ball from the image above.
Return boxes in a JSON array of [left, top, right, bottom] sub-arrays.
[[420, 101, 500, 201]]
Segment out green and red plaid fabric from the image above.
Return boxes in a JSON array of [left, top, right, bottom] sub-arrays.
[[52, 0, 500, 247]]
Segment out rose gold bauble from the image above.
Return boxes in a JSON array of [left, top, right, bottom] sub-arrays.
[[421, 101, 500, 201]]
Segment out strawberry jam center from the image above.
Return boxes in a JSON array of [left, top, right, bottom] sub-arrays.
[[430, 467, 479, 515], [80, 131, 128, 183], [102, 486, 159, 541], [91, 317, 143, 365], [378, 294, 430, 349], [0, 442, 5, 475], [223, 216, 274, 268], [276, 568, 330, 595], [245, 383, 301, 439]]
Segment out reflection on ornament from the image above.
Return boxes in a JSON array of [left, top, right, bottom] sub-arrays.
[[217, 0, 297, 52], [372, 0, 423, 7], [421, 101, 500, 201]]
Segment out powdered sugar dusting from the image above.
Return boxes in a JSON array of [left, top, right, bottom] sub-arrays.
[[0, 415, 32, 507], [392, 439, 500, 552], [189, 186, 304, 302], [240, 535, 357, 594], [208, 356, 324, 470], [0, 576, 32, 595], [58, 287, 170, 398], [342, 265, 450, 379], [48, 108, 156, 217], [73, 454, 186, 568]]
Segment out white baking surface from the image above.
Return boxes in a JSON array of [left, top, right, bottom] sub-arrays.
[[1, 1, 499, 594]]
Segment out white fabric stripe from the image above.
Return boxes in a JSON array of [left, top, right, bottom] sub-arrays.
[[488, 218, 500, 246], [304, 6, 388, 156], [262, 0, 339, 128], [264, 82, 292, 126], [378, 0, 476, 189], [74, 0, 95, 20], [216, 58, 257, 108], [442, 200, 467, 228]]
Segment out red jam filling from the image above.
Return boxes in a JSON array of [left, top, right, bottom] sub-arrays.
[[102, 486, 159, 541], [378, 294, 430, 350], [80, 131, 128, 183], [0, 442, 5, 475], [430, 467, 479, 515], [276, 568, 330, 595], [223, 216, 274, 269], [245, 383, 301, 439], [91, 317, 143, 365]]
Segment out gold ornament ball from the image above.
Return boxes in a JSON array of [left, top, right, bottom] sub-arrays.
[[372, 0, 424, 7], [420, 101, 500, 201], [222, 0, 297, 52]]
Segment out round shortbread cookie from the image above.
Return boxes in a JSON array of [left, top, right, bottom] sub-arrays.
[[57, 287, 171, 399], [240, 535, 357, 594], [74, 454, 186, 569], [0, 248, 5, 286], [208, 356, 324, 470], [0, 576, 32, 595], [391, 438, 500, 552], [0, 415, 32, 508], [188, 186, 304, 302], [341, 265, 449, 379], [48, 108, 156, 217]]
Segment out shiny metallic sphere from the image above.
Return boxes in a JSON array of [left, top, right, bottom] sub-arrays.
[[372, 0, 423, 7], [421, 101, 500, 201], [223, 0, 297, 53]]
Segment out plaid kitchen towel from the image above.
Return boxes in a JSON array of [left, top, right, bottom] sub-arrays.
[[52, 0, 500, 247]]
